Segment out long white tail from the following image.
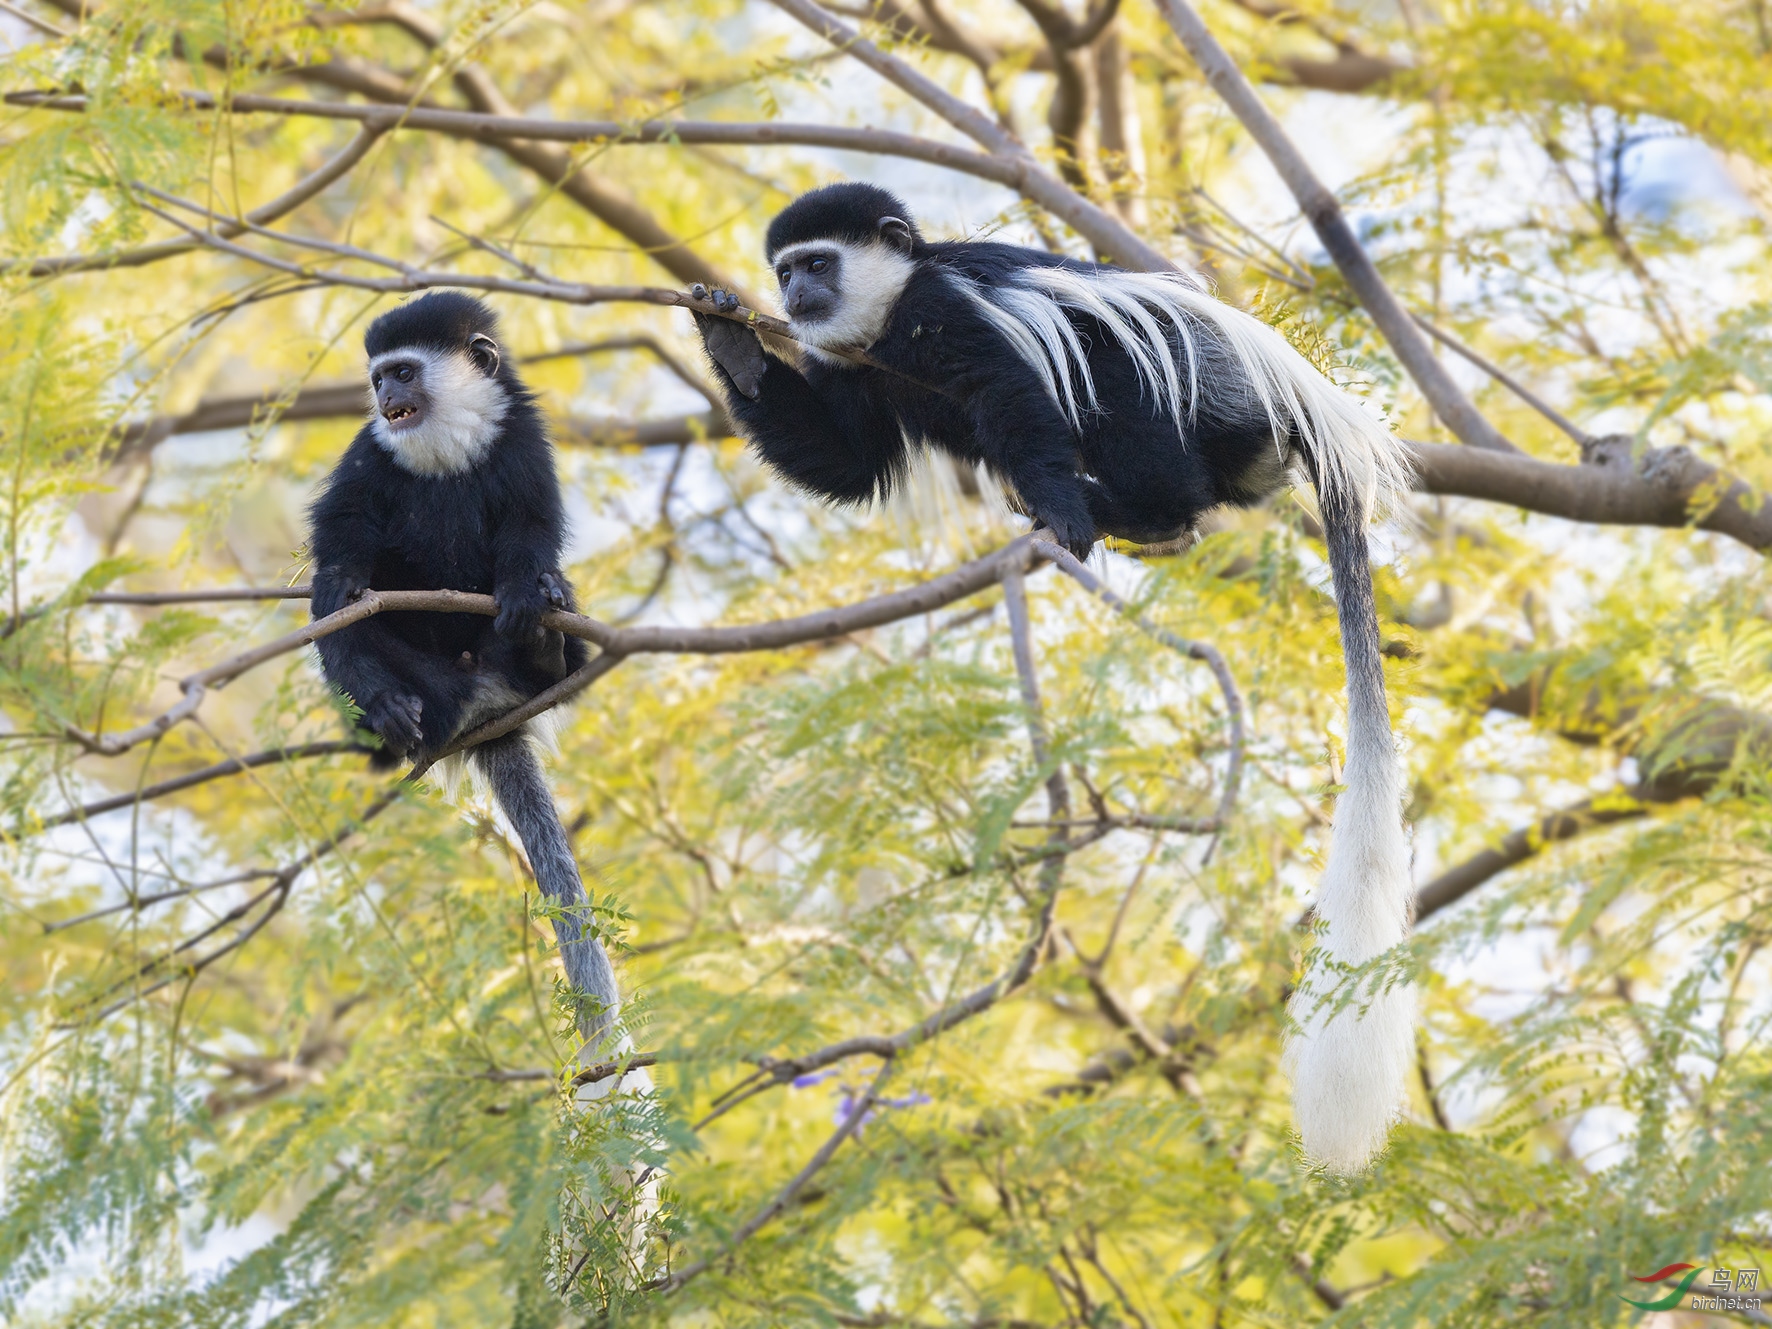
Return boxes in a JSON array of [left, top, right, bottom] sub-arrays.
[[1284, 476, 1415, 1171]]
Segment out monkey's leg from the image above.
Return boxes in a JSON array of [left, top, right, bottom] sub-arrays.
[[474, 733, 620, 1046], [315, 620, 438, 761]]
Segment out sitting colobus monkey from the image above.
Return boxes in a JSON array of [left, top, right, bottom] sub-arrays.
[[692, 183, 1414, 1171], [308, 291, 621, 1048]]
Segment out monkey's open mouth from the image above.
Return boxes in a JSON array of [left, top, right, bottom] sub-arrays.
[[382, 405, 420, 428]]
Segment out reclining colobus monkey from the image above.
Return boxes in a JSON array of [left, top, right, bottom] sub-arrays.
[[691, 183, 1415, 1171], [307, 291, 622, 1050]]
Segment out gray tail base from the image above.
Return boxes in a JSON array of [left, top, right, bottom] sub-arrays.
[[474, 733, 620, 1048], [1317, 480, 1389, 755]]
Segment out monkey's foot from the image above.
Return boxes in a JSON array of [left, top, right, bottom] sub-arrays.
[[364, 691, 423, 756]]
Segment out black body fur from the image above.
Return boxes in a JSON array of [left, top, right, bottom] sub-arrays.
[[699, 190, 1281, 560], [308, 292, 615, 1042], [693, 185, 1417, 1170]]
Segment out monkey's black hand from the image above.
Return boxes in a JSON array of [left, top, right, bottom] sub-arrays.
[[311, 570, 368, 620], [493, 578, 548, 644], [363, 691, 423, 758], [690, 284, 766, 400]]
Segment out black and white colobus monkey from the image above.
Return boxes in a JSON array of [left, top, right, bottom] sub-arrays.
[[692, 183, 1414, 1170], [307, 291, 620, 1047]]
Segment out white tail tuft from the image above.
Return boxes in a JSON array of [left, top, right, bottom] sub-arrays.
[[1284, 720, 1415, 1171]]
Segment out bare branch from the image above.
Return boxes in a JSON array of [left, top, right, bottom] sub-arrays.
[[1416, 694, 1772, 918], [1414, 795, 1649, 922], [1030, 539, 1245, 824], [60, 543, 1035, 758], [123, 194, 793, 333], [650, 1059, 895, 1294], [46, 870, 281, 934], [481, 1051, 662, 1089], [1226, 0, 1405, 93], [406, 653, 625, 782], [1411, 314, 1592, 446], [34, 740, 369, 830], [73, 787, 400, 1024], [16, 122, 387, 278], [4, 91, 1041, 228], [0, 0, 68, 37], [1152, 0, 1521, 454], [87, 587, 312, 604], [1406, 437, 1772, 553], [116, 336, 718, 458], [764, 0, 1171, 269]]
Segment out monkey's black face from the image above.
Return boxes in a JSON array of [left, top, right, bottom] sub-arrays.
[[365, 333, 509, 476], [372, 358, 429, 433], [775, 248, 842, 323], [770, 234, 915, 356]]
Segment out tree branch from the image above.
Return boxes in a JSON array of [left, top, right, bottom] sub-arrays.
[[287, 4, 755, 298], [0, 0, 69, 37], [34, 740, 370, 830], [73, 786, 400, 1023], [1413, 795, 1649, 922], [649, 1059, 895, 1294], [1406, 437, 1772, 552], [1152, 0, 1520, 454], [4, 91, 1078, 246], [764, 0, 1171, 269], [1030, 538, 1246, 822], [114, 336, 719, 460], [14, 121, 387, 278], [1411, 314, 1591, 446], [1415, 693, 1772, 918], [60, 543, 1036, 759]]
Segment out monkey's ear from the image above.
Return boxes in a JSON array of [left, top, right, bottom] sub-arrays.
[[468, 333, 501, 377], [878, 215, 914, 254]]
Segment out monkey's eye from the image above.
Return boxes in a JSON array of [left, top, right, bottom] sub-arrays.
[[809, 258, 828, 274], [395, 365, 415, 383], [777, 266, 791, 285], [371, 372, 382, 388]]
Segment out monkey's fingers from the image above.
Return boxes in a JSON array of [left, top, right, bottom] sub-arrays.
[[703, 319, 767, 400], [538, 569, 572, 608]]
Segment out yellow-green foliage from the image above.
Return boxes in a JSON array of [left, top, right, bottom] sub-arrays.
[[2, 2, 1772, 1326]]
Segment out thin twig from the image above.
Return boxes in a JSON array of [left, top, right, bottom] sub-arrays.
[[0, 0, 68, 36], [650, 1059, 895, 1293], [44, 870, 282, 933], [69, 787, 400, 1024], [1030, 539, 1245, 825], [20, 123, 386, 277], [1411, 312, 1592, 445], [32, 740, 369, 830]]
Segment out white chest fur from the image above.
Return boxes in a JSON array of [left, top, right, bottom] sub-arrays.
[[368, 347, 509, 476]]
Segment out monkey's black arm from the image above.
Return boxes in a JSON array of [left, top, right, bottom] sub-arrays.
[[712, 352, 909, 505], [309, 443, 385, 620], [488, 440, 571, 643], [882, 281, 1100, 558], [954, 384, 1096, 559]]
